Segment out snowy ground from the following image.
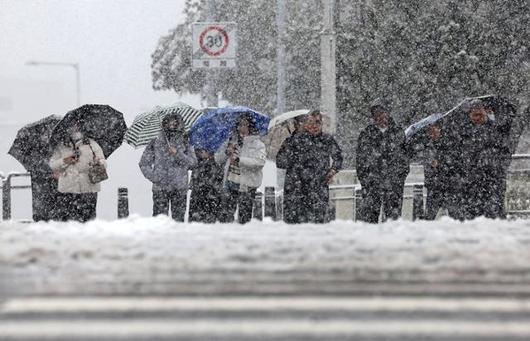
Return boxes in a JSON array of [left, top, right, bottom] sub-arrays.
[[3, 217, 530, 340], [2, 217, 530, 296]]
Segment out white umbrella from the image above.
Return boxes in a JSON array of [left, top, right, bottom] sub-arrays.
[[264, 109, 332, 161], [125, 103, 202, 148]]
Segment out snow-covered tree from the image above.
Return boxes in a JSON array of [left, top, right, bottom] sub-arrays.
[[152, 0, 322, 114], [152, 0, 530, 166]]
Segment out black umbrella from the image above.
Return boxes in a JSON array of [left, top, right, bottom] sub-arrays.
[[50, 104, 127, 158], [8, 114, 62, 172]]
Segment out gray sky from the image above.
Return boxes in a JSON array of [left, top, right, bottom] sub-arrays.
[[0, 0, 199, 123]]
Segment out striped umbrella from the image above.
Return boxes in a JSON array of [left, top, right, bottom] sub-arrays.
[[125, 103, 202, 148]]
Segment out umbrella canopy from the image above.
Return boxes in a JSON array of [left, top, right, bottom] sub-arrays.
[[50, 104, 127, 158], [124, 103, 203, 148], [264, 109, 332, 161], [405, 95, 517, 148], [189, 106, 270, 152], [405, 112, 444, 139], [8, 114, 62, 172]]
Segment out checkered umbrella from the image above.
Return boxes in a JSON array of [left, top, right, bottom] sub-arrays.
[[125, 103, 202, 148]]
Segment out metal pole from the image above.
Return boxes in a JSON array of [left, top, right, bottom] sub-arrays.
[[320, 0, 337, 133], [205, 0, 219, 107], [2, 176, 12, 220], [276, 0, 287, 116], [117, 187, 129, 219]]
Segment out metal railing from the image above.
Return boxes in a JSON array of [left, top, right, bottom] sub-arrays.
[[3, 153, 530, 222], [1, 172, 31, 220]]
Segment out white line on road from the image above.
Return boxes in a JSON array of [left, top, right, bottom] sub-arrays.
[[3, 296, 530, 313], [2, 319, 530, 338]]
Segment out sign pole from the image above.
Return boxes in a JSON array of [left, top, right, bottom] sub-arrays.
[[205, 0, 218, 107], [320, 0, 337, 134], [276, 0, 286, 116]]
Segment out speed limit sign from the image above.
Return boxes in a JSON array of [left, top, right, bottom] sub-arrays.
[[192, 22, 237, 68]]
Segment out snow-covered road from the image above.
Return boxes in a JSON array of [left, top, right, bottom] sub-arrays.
[[2, 217, 530, 340], [1, 216, 530, 296]]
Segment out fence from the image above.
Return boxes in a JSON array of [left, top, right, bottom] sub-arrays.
[[3, 154, 530, 222]]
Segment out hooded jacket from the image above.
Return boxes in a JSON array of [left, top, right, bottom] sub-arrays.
[[139, 132, 197, 191]]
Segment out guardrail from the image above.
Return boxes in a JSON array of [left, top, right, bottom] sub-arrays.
[[1, 172, 31, 221], [4, 153, 530, 222]]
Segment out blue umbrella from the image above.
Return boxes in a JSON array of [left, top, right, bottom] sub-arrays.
[[189, 106, 270, 152]]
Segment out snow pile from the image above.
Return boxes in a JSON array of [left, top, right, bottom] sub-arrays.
[[1, 217, 530, 295]]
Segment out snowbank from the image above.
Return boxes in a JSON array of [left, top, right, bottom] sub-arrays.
[[1, 217, 530, 295]]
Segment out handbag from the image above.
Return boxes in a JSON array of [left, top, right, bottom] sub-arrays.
[[88, 144, 108, 184]]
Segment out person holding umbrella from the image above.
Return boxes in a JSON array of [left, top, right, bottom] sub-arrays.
[[276, 114, 307, 223], [459, 99, 511, 219], [408, 122, 458, 220], [215, 114, 267, 224], [356, 104, 410, 223], [276, 110, 343, 224], [8, 115, 62, 221], [139, 113, 197, 221], [49, 122, 107, 222]]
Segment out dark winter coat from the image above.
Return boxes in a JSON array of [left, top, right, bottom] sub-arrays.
[[356, 119, 410, 189], [407, 132, 462, 220], [189, 156, 224, 223], [276, 132, 343, 223], [139, 132, 197, 192], [458, 119, 511, 219]]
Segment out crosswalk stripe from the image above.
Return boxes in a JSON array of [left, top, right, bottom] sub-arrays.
[[2, 319, 530, 338], [3, 296, 530, 313]]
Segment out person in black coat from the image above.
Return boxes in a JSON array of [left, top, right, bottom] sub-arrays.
[[459, 100, 511, 219], [276, 110, 343, 224], [276, 116, 306, 223], [189, 149, 223, 223], [356, 105, 410, 223], [412, 123, 461, 220]]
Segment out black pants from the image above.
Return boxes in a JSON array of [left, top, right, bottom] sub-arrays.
[[361, 183, 404, 224], [189, 187, 220, 223], [220, 188, 257, 224], [31, 176, 60, 222], [284, 187, 330, 224], [463, 175, 506, 220], [153, 189, 187, 221], [56, 192, 98, 222]]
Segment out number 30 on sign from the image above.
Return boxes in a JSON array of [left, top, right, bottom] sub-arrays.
[[192, 22, 237, 69]]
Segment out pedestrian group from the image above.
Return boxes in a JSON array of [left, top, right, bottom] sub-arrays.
[[20, 98, 512, 224]]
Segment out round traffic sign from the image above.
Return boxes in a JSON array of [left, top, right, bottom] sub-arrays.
[[199, 26, 230, 57]]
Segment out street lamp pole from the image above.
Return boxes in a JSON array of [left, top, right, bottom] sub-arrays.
[[26, 61, 81, 106]]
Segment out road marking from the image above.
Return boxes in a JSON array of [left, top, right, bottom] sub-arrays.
[[1, 319, 530, 338], [3, 296, 530, 313]]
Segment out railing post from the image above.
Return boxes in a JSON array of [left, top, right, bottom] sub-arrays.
[[2, 176, 12, 220], [264, 186, 276, 220], [354, 188, 363, 222], [412, 184, 424, 221], [117, 187, 129, 219], [253, 191, 263, 221]]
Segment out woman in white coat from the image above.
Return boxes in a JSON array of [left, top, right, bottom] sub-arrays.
[[216, 115, 266, 224], [49, 123, 106, 222]]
